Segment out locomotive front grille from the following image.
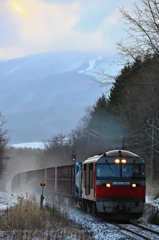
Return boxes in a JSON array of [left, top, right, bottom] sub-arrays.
[[97, 199, 144, 214]]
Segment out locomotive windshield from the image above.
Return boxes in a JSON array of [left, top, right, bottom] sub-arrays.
[[96, 163, 145, 178], [96, 164, 120, 178], [122, 164, 145, 178]]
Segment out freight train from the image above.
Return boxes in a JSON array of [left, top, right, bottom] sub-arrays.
[[11, 149, 146, 220]]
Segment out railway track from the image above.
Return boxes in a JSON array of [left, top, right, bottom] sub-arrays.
[[110, 221, 159, 240], [75, 206, 159, 239]]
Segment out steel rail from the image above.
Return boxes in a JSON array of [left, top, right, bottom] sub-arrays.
[[130, 221, 159, 236], [110, 221, 152, 240]]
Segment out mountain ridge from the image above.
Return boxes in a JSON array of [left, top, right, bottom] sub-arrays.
[[0, 51, 112, 144]]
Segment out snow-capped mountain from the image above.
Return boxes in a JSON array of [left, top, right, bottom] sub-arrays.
[[0, 51, 114, 144]]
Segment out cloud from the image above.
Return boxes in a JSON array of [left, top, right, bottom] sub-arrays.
[[0, 0, 79, 58], [19, 2, 78, 43], [0, 0, 133, 60], [40, 0, 75, 3], [39, 0, 104, 4], [74, 5, 108, 34]]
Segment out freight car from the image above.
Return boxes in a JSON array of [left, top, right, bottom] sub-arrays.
[[11, 149, 145, 220]]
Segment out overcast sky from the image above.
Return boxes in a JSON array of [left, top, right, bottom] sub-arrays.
[[0, 0, 134, 60]]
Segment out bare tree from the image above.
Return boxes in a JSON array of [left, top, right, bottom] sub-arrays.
[[0, 112, 9, 177], [117, 0, 159, 62], [93, 0, 159, 87], [39, 133, 72, 168]]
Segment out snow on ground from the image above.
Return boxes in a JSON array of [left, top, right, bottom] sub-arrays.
[[78, 57, 101, 74], [0, 192, 17, 209], [1, 191, 159, 239], [143, 196, 159, 223], [66, 207, 135, 240], [0, 192, 133, 239]]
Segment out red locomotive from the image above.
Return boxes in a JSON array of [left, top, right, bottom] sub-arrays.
[[80, 149, 145, 220], [11, 149, 145, 220]]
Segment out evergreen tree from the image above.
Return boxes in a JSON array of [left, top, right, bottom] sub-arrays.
[[86, 94, 123, 155], [108, 58, 142, 110]]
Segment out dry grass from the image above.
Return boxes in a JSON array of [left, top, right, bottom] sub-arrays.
[[0, 193, 94, 239]]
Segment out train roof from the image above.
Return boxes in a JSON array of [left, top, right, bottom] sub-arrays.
[[106, 150, 140, 157], [83, 149, 144, 164]]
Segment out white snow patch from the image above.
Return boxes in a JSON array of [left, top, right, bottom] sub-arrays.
[[4, 61, 28, 78], [11, 142, 44, 149], [0, 192, 17, 209], [10, 62, 26, 73], [146, 195, 155, 203], [79, 57, 101, 74]]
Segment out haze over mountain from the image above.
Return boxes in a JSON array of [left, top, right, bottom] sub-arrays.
[[0, 51, 114, 144]]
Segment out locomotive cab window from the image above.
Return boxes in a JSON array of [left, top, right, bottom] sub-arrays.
[[122, 164, 145, 178], [96, 164, 120, 178]]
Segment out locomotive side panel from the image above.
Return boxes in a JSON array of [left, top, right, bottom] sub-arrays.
[[82, 162, 96, 201]]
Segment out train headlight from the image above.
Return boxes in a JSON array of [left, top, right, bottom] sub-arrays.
[[106, 183, 111, 188], [121, 159, 127, 164], [132, 183, 136, 188], [115, 159, 120, 164]]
